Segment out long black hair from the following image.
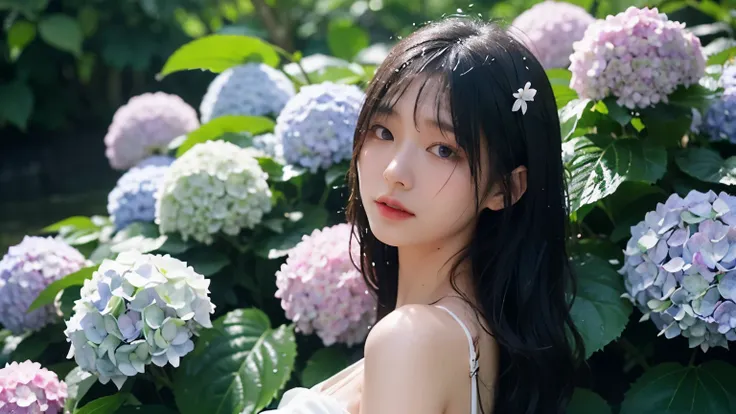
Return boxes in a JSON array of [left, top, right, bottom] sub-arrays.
[[345, 16, 585, 414]]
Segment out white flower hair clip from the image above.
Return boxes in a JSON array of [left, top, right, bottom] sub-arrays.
[[512, 82, 537, 115]]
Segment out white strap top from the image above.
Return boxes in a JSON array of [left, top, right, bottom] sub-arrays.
[[435, 305, 479, 414]]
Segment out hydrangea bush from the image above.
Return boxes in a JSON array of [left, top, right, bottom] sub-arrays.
[[0, 360, 67, 413], [107, 156, 174, 230], [619, 190, 736, 351], [703, 89, 736, 143], [104, 92, 200, 170], [0, 236, 87, 334], [511, 0, 594, 69], [275, 223, 375, 346], [63, 251, 215, 388], [199, 63, 296, 123], [569, 6, 705, 109], [155, 140, 272, 245], [275, 82, 364, 172]]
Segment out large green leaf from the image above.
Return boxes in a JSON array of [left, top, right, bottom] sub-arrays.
[[76, 393, 129, 414], [0, 79, 33, 131], [559, 99, 592, 141], [567, 135, 666, 212], [327, 19, 369, 61], [620, 361, 736, 414], [570, 253, 632, 358], [38, 14, 83, 56], [158, 35, 279, 79], [0, 0, 49, 19], [173, 309, 297, 414], [567, 388, 612, 414], [42, 216, 97, 232], [301, 348, 351, 388], [26, 265, 99, 313], [675, 147, 736, 186], [639, 104, 693, 148], [255, 205, 329, 259], [177, 115, 275, 157], [182, 247, 231, 276]]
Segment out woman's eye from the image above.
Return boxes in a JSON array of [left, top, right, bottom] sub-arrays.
[[430, 144, 456, 159], [371, 125, 393, 141]]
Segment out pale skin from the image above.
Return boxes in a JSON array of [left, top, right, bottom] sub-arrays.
[[316, 76, 527, 414]]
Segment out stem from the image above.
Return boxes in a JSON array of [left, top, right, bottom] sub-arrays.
[[618, 337, 650, 370], [272, 45, 312, 85], [318, 185, 331, 206], [250, 0, 293, 51], [151, 365, 174, 389], [223, 234, 249, 254], [688, 348, 699, 367]]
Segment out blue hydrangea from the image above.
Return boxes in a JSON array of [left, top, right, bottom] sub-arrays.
[[199, 63, 296, 123], [0, 236, 87, 334], [619, 190, 736, 352], [720, 62, 736, 90], [107, 156, 174, 230], [252, 133, 284, 162], [275, 82, 364, 172], [703, 89, 736, 143]]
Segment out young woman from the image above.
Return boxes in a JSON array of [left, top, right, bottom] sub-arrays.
[[263, 16, 585, 414]]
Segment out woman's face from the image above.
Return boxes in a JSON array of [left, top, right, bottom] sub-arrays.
[[357, 77, 492, 249]]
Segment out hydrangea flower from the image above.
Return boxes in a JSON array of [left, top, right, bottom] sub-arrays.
[[104, 92, 199, 170], [155, 140, 272, 245], [569, 6, 705, 109], [0, 360, 67, 413], [252, 133, 285, 162], [0, 236, 87, 334], [275, 223, 375, 346], [63, 251, 215, 389], [619, 189, 736, 351], [107, 156, 174, 230], [703, 89, 736, 143], [275, 82, 364, 172], [199, 63, 296, 123], [720, 61, 736, 91], [511, 1, 594, 69]]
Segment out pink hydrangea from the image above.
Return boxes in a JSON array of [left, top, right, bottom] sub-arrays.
[[569, 6, 705, 109], [104, 92, 199, 170], [511, 1, 594, 69], [0, 360, 67, 413], [275, 223, 376, 346]]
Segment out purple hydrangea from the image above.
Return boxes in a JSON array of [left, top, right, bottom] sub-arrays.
[[104, 92, 199, 170], [511, 0, 594, 69], [0, 236, 87, 334], [107, 156, 174, 230], [0, 360, 67, 413], [569, 6, 705, 109], [275, 223, 376, 346], [720, 62, 736, 91], [275, 82, 364, 173], [619, 189, 736, 351], [199, 63, 296, 123], [703, 89, 736, 143]]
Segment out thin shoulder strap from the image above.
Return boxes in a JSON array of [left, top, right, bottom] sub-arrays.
[[435, 305, 479, 414]]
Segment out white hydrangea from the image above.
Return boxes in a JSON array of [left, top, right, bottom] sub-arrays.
[[155, 140, 273, 245], [63, 251, 215, 389]]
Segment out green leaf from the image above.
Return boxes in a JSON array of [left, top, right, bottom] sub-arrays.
[[110, 222, 165, 253], [59, 285, 81, 318], [26, 265, 99, 313], [283, 55, 365, 85], [115, 405, 178, 414], [177, 115, 275, 157], [570, 253, 632, 358], [567, 388, 612, 414], [38, 14, 83, 56], [0, 0, 48, 18], [325, 163, 349, 186], [158, 233, 196, 254], [76, 394, 129, 414], [667, 84, 717, 113], [173, 309, 297, 414], [559, 99, 592, 141], [42, 216, 97, 233], [77, 6, 99, 37], [7, 20, 36, 60], [0, 79, 33, 131], [327, 19, 370, 61], [708, 45, 736, 66], [64, 367, 98, 413], [183, 248, 231, 276], [257, 157, 306, 183], [256, 205, 329, 259], [601, 97, 632, 126], [567, 135, 667, 212], [158, 34, 279, 79], [675, 147, 736, 186], [620, 361, 736, 414], [640, 104, 693, 148], [301, 348, 351, 388]]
